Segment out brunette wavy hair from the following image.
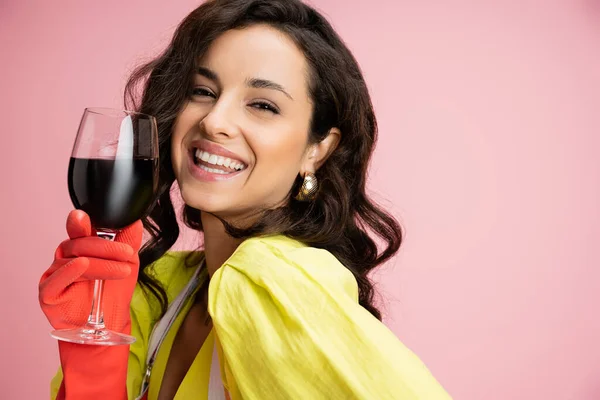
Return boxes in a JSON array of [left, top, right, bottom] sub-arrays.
[[125, 0, 403, 320]]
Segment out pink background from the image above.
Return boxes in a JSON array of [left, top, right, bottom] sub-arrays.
[[1, 1, 599, 399]]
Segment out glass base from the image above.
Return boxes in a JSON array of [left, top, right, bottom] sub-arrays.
[[50, 327, 136, 346]]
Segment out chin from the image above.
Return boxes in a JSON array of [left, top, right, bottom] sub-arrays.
[[178, 185, 243, 220], [180, 189, 219, 212]]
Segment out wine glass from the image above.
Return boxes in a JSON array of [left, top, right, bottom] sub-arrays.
[[50, 107, 159, 346]]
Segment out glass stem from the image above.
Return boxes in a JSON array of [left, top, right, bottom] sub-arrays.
[[85, 231, 116, 332]]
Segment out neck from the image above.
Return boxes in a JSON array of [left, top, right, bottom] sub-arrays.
[[201, 212, 243, 277]]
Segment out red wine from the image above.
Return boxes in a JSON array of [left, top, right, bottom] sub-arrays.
[[68, 157, 158, 230]]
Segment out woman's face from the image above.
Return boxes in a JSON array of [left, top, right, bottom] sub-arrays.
[[171, 24, 327, 220]]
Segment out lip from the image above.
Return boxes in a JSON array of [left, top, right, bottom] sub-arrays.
[[189, 139, 247, 165], [186, 149, 246, 182]]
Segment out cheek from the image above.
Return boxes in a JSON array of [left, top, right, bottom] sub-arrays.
[[251, 129, 308, 182], [170, 104, 198, 171]]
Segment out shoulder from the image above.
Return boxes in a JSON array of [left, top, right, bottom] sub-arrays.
[[218, 235, 359, 301]]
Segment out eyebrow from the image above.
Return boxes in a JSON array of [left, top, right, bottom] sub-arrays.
[[197, 67, 293, 100], [197, 67, 219, 82], [246, 78, 293, 100]]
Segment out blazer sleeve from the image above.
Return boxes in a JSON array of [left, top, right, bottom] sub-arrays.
[[208, 237, 452, 400]]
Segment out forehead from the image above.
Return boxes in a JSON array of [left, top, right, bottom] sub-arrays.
[[198, 24, 309, 95]]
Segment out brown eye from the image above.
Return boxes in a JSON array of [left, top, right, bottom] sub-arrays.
[[191, 87, 216, 98], [250, 101, 279, 114]]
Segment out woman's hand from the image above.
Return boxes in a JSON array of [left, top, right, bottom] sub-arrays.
[[39, 209, 142, 333]]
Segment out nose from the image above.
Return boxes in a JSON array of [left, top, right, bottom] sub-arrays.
[[199, 96, 242, 140]]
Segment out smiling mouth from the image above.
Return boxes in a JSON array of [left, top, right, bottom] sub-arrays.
[[191, 148, 248, 175]]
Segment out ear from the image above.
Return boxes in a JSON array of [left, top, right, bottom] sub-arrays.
[[300, 127, 341, 175]]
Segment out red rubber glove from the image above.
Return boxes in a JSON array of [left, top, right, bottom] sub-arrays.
[[39, 210, 143, 400]]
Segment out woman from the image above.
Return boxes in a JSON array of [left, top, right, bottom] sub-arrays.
[[39, 0, 452, 398]]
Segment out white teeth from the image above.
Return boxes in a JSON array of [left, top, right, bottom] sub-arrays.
[[194, 149, 246, 171], [199, 164, 230, 174]]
